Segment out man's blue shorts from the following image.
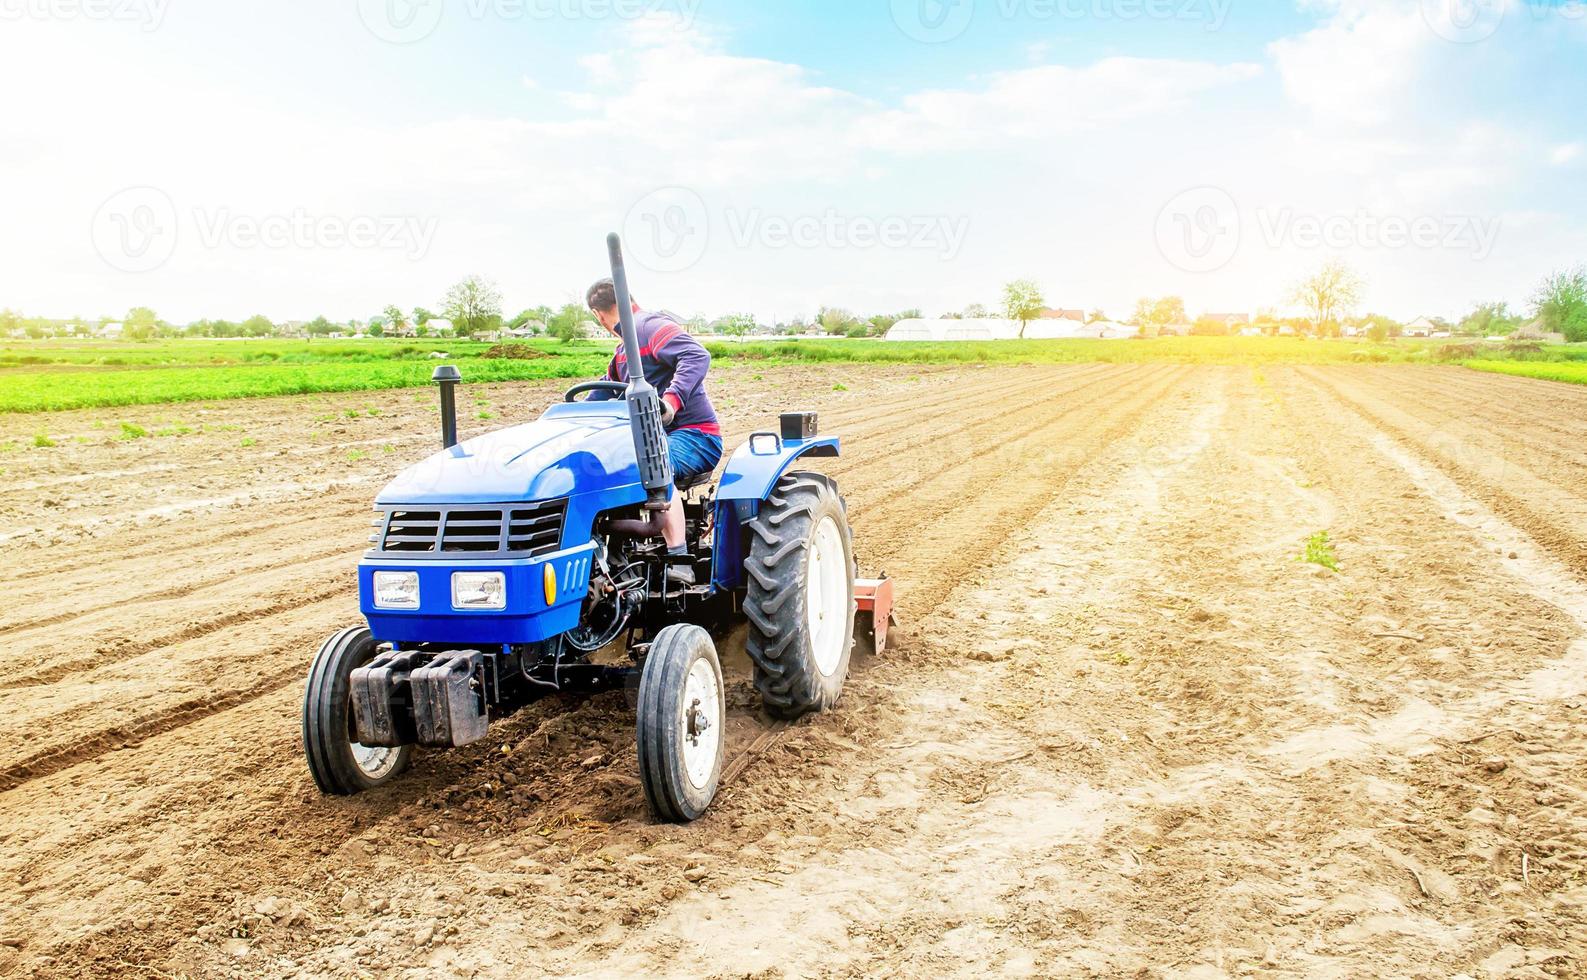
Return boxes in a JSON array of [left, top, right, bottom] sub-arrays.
[[668, 427, 724, 483]]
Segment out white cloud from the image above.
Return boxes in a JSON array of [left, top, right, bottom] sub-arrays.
[[0, 6, 1578, 325], [864, 58, 1261, 153], [1267, 1, 1432, 126]]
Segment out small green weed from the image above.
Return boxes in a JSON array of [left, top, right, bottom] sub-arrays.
[[1299, 531, 1339, 571], [119, 422, 148, 440], [33, 432, 55, 448]]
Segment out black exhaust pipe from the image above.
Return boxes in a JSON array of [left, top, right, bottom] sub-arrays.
[[607, 233, 674, 510], [433, 364, 461, 449]]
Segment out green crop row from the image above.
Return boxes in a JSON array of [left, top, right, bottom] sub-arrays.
[[0, 355, 610, 413], [1463, 359, 1587, 386]]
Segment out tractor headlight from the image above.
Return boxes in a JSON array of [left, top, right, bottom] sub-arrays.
[[452, 571, 507, 611], [372, 571, 420, 609]]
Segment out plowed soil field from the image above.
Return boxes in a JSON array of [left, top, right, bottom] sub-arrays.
[[1, 363, 1584, 978]]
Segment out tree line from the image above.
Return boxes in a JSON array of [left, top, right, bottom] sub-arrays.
[[4, 265, 1584, 344]]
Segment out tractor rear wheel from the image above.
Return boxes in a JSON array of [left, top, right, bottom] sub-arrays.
[[302, 626, 412, 795], [744, 472, 856, 719], [637, 624, 724, 823]]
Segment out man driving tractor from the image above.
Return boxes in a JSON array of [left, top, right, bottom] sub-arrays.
[[584, 278, 722, 585]]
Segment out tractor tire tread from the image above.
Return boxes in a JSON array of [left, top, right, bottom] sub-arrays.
[[743, 472, 857, 719], [302, 626, 412, 796], [636, 624, 723, 823]]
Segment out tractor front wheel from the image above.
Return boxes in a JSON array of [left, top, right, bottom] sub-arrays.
[[302, 626, 412, 795], [744, 472, 856, 719], [637, 624, 725, 823]]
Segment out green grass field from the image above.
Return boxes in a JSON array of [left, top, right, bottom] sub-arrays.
[[1464, 360, 1587, 386], [0, 340, 612, 412], [2, 336, 1582, 413]]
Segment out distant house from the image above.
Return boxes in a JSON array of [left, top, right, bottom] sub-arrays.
[[1160, 321, 1193, 337], [405, 318, 450, 337], [1205, 313, 1250, 328], [1404, 316, 1439, 338], [97, 321, 124, 338], [1038, 308, 1085, 322], [1237, 325, 1263, 337]]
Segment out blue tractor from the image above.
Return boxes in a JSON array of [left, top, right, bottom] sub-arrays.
[[302, 234, 894, 821]]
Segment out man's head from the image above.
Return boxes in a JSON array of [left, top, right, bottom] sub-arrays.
[[585, 278, 632, 334]]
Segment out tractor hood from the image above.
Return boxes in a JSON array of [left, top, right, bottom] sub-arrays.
[[377, 401, 644, 506]]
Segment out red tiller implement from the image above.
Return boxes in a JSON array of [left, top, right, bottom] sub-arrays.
[[854, 575, 898, 654]]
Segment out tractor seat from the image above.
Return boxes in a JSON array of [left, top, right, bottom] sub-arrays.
[[676, 472, 713, 494]]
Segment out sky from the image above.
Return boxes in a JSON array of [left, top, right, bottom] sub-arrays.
[[0, 0, 1583, 325]]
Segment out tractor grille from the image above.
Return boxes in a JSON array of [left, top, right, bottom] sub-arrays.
[[369, 500, 567, 559]]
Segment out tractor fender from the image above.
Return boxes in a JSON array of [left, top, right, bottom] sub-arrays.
[[711, 434, 839, 590]]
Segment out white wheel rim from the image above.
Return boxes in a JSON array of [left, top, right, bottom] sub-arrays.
[[350, 740, 401, 780], [681, 655, 722, 790], [806, 515, 848, 677]]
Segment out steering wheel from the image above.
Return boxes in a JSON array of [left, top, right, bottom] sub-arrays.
[[564, 381, 628, 403]]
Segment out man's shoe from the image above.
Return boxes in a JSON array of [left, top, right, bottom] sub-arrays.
[[666, 563, 697, 588]]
